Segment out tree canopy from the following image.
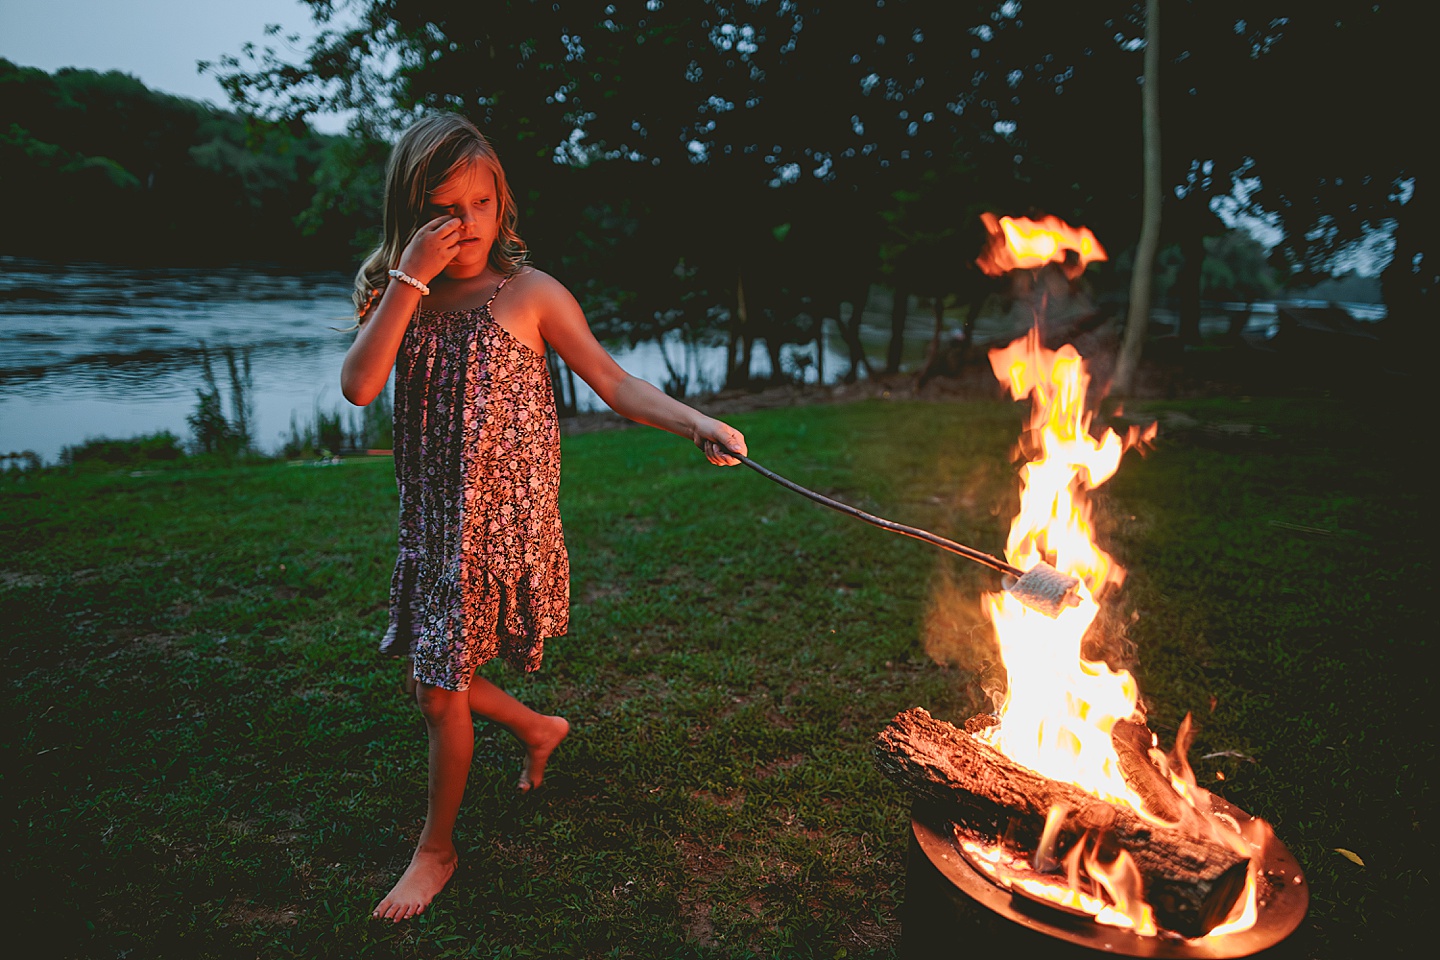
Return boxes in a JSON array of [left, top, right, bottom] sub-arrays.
[[0, 59, 360, 266], [215, 2, 1423, 287], [6, 3, 1426, 364]]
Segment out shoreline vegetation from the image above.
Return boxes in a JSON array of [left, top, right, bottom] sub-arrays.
[[2, 59, 1413, 446], [1, 394, 1426, 958], [4, 299, 1399, 475]]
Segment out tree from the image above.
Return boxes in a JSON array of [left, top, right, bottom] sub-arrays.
[[1200, 229, 1281, 340], [211, 1, 1428, 385], [0, 59, 352, 265], [1113, 0, 1161, 397], [210, 2, 1036, 377]]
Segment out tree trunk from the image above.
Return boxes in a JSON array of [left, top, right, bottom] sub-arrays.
[[815, 309, 827, 386], [1175, 227, 1205, 346], [546, 348, 576, 417], [728, 270, 750, 389], [958, 296, 982, 369], [1225, 304, 1252, 342], [840, 285, 874, 382], [1113, 0, 1162, 396], [886, 285, 910, 374], [725, 319, 739, 388], [1381, 177, 1433, 364], [766, 331, 785, 384], [917, 294, 947, 385], [873, 708, 1249, 939]]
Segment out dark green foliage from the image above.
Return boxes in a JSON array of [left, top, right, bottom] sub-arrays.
[[0, 398, 1428, 957], [187, 344, 254, 456], [209, 2, 1430, 362], [58, 431, 185, 467], [282, 392, 394, 459], [0, 58, 360, 266]]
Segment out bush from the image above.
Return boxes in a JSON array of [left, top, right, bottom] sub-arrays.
[[59, 432, 184, 467], [187, 343, 253, 456], [281, 390, 393, 459]]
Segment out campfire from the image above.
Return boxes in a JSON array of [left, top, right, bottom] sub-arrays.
[[874, 216, 1307, 953]]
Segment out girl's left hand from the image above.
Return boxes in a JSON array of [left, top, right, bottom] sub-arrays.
[[696, 419, 747, 466]]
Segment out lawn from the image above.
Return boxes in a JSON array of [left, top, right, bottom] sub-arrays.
[[1, 395, 1429, 958]]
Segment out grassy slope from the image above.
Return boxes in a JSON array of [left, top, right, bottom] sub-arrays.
[[0, 397, 1428, 959]]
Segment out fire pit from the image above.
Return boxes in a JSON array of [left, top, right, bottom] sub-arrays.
[[905, 798, 1307, 958], [874, 215, 1308, 955]]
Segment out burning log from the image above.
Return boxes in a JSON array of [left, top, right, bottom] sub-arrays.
[[1110, 717, 1200, 829], [874, 707, 1250, 938]]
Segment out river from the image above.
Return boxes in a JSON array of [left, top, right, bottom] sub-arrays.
[[0, 257, 1386, 466], [0, 258, 858, 465]]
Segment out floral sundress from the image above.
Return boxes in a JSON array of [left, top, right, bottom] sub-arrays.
[[378, 273, 569, 690]]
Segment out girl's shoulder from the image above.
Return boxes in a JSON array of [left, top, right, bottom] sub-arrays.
[[502, 266, 581, 313], [504, 265, 568, 297]]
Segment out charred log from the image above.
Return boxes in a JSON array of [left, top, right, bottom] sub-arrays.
[[1111, 718, 1203, 829], [874, 707, 1249, 938]]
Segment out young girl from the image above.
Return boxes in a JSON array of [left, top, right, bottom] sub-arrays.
[[341, 113, 748, 922]]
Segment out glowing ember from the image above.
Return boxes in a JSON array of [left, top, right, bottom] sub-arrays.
[[976, 212, 1109, 278]]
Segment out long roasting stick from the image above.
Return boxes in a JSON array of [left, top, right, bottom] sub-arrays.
[[720, 447, 1081, 618]]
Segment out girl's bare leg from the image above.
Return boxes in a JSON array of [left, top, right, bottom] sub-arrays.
[[373, 677, 569, 920], [467, 676, 570, 791], [373, 683, 471, 921]]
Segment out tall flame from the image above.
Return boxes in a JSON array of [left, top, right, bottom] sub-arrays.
[[973, 323, 1260, 940], [979, 327, 1144, 807], [976, 212, 1109, 278]]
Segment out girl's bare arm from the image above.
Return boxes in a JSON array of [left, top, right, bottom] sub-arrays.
[[341, 216, 462, 406], [532, 272, 748, 465], [341, 281, 425, 406]]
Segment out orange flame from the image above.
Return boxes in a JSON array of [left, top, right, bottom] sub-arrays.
[[979, 327, 1140, 806], [1088, 843, 1158, 936], [976, 212, 1109, 278], [972, 325, 1259, 939]]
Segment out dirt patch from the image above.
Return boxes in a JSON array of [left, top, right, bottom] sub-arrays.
[[674, 836, 734, 947], [222, 902, 302, 927], [837, 915, 898, 953], [680, 899, 718, 947], [691, 787, 746, 809], [753, 753, 805, 780], [581, 580, 626, 604]]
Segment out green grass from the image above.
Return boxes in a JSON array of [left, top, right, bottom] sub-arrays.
[[0, 397, 1429, 958]]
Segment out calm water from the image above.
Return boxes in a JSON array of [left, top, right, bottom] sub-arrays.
[[0, 257, 1385, 465], [0, 258, 854, 464]]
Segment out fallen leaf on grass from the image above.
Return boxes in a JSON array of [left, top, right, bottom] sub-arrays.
[[1201, 750, 1258, 763], [1268, 519, 1334, 537], [1334, 848, 1365, 867]]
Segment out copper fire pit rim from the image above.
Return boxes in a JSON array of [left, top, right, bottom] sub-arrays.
[[912, 795, 1308, 959]]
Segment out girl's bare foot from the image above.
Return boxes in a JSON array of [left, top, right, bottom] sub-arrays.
[[372, 845, 458, 922], [517, 715, 570, 792]]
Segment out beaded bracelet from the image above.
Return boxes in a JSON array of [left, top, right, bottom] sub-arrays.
[[388, 269, 431, 296]]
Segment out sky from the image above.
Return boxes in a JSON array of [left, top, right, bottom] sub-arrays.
[[0, 0, 351, 133]]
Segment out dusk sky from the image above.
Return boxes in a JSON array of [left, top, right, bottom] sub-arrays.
[[0, 0, 350, 132]]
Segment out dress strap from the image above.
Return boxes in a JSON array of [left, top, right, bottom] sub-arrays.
[[485, 273, 515, 309]]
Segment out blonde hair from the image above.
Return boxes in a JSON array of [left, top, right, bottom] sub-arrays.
[[353, 113, 528, 320]]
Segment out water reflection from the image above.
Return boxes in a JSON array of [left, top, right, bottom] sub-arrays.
[[0, 257, 852, 463], [1, 258, 361, 461], [1, 256, 1386, 465]]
